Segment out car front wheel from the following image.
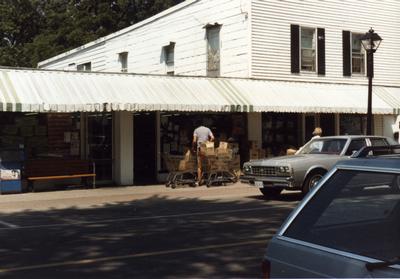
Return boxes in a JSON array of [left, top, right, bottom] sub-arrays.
[[260, 188, 282, 198], [302, 171, 325, 195]]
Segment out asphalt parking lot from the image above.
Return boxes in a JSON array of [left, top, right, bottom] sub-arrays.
[[0, 183, 301, 278]]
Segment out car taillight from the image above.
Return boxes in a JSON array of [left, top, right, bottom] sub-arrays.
[[261, 259, 271, 279]]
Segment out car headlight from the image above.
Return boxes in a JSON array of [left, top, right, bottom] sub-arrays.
[[243, 165, 252, 174], [277, 166, 290, 173]]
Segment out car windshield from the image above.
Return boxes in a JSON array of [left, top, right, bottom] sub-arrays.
[[284, 169, 400, 262], [298, 138, 347, 155]]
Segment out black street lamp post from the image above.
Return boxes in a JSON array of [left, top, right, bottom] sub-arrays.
[[360, 28, 382, 135]]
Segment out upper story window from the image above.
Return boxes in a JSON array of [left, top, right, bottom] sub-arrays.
[[343, 31, 366, 77], [205, 24, 221, 77], [77, 62, 91, 71], [162, 42, 175, 75], [351, 33, 365, 75], [164, 43, 175, 66], [300, 27, 316, 72], [291, 25, 325, 75], [118, 52, 128, 72]]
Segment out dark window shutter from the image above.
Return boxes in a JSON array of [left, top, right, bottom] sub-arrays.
[[317, 28, 325, 75], [291, 24, 300, 73], [342, 30, 351, 76]]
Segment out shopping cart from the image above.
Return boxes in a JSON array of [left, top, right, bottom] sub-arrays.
[[205, 156, 239, 187], [163, 153, 198, 189]]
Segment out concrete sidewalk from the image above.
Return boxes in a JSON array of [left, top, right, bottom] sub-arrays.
[[0, 182, 260, 213]]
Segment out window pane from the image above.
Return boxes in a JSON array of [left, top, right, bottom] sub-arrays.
[[284, 170, 400, 261], [370, 138, 388, 147], [207, 26, 221, 77], [165, 45, 174, 65], [345, 139, 366, 155], [340, 114, 366, 135], [352, 33, 365, 74], [301, 27, 315, 71], [118, 52, 128, 72], [77, 62, 91, 71]]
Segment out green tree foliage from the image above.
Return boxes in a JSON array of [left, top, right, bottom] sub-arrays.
[[0, 0, 183, 67]]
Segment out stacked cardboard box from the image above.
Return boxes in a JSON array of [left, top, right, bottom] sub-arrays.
[[200, 141, 215, 157], [216, 141, 233, 159], [249, 141, 266, 160], [178, 150, 196, 171], [228, 142, 239, 154]]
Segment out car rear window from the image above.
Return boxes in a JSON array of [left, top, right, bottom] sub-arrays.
[[283, 169, 400, 261], [370, 138, 389, 147]]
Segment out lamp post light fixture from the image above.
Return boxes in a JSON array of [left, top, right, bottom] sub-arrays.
[[360, 28, 382, 135]]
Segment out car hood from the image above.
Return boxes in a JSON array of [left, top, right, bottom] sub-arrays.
[[248, 154, 342, 166]]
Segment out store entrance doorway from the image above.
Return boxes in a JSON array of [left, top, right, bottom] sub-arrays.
[[134, 112, 157, 185], [87, 112, 113, 183]]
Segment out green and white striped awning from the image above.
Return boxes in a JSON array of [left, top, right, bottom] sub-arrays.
[[0, 67, 398, 114]]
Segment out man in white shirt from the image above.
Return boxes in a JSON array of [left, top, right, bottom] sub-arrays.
[[193, 124, 214, 186]]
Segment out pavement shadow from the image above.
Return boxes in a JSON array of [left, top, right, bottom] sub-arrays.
[[0, 193, 298, 279], [248, 191, 304, 202]]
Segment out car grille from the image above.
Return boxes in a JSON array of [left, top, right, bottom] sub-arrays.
[[251, 166, 290, 177], [252, 166, 277, 176]]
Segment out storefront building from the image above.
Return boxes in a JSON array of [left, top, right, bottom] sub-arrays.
[[33, 1, 400, 187], [1, 68, 400, 188]]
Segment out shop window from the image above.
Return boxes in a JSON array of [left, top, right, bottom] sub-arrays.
[[206, 24, 221, 77], [340, 114, 367, 135], [118, 52, 128, 72], [0, 112, 81, 159], [319, 114, 336, 137], [262, 113, 301, 157], [77, 62, 91, 71]]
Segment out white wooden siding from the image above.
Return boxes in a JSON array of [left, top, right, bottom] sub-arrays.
[[40, 0, 250, 78], [251, 0, 400, 86], [46, 42, 108, 72]]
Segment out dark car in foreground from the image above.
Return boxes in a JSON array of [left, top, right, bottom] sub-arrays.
[[241, 135, 397, 196], [262, 145, 400, 278]]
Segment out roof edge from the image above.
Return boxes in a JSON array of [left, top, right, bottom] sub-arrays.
[[37, 0, 200, 68]]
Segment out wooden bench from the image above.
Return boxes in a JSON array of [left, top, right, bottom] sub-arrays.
[[24, 159, 96, 192]]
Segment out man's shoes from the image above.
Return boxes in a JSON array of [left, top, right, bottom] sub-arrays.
[[194, 182, 199, 187]]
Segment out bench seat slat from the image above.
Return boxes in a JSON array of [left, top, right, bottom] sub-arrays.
[[24, 159, 96, 191], [27, 174, 96, 181]]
